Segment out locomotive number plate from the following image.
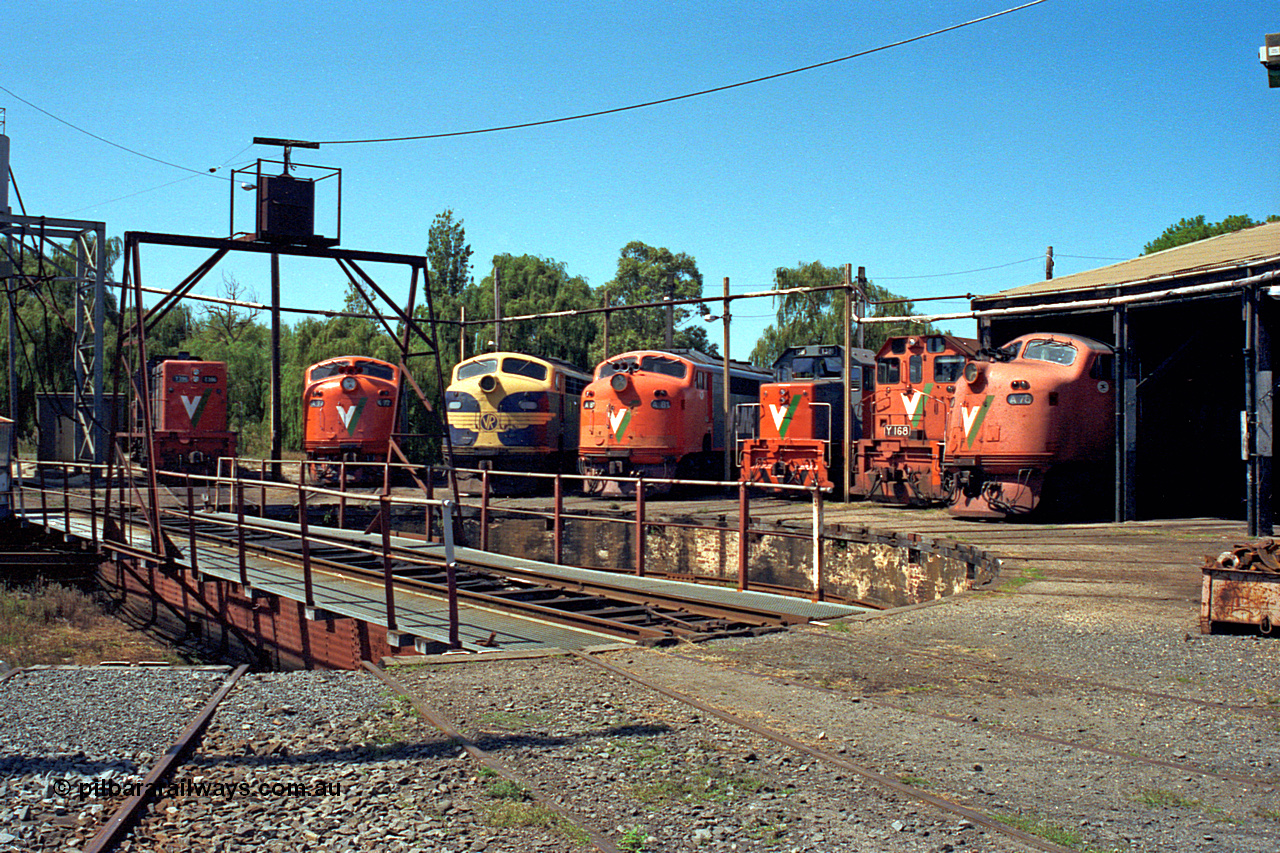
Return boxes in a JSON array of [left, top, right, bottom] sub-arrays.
[[883, 424, 910, 437]]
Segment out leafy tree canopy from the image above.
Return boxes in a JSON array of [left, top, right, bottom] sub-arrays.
[[749, 262, 937, 368], [1143, 214, 1279, 255], [468, 254, 597, 369], [427, 209, 473, 298], [593, 241, 717, 366]]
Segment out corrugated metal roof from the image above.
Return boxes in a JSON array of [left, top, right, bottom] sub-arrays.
[[981, 221, 1280, 302]]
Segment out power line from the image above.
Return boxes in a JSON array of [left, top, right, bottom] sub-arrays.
[[0, 84, 233, 180], [315, 0, 1051, 145], [876, 257, 1041, 280]]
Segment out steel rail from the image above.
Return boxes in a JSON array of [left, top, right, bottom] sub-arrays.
[[156, 510, 799, 640], [163, 518, 673, 643], [361, 661, 622, 853], [571, 650, 1079, 853], [442, 550, 810, 628], [664, 651, 1278, 788], [83, 664, 250, 853]]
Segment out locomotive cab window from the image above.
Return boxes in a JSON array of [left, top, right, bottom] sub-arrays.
[[357, 361, 396, 380], [933, 355, 966, 382], [877, 358, 900, 385], [310, 361, 349, 381], [787, 356, 843, 380], [695, 372, 706, 390], [640, 355, 687, 378], [457, 358, 498, 381], [926, 336, 946, 353], [1023, 340, 1077, 366], [501, 357, 547, 381], [909, 355, 923, 384]]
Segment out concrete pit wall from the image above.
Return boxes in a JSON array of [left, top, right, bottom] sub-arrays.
[[469, 512, 999, 608]]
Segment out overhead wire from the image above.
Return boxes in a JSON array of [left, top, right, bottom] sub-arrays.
[[0, 84, 232, 180], [314, 0, 1051, 145]]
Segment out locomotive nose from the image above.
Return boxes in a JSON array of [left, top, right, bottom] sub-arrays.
[[479, 374, 499, 393]]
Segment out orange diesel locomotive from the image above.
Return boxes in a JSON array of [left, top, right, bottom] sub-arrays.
[[851, 334, 978, 504], [579, 349, 769, 493], [738, 345, 875, 491], [303, 356, 402, 470], [139, 356, 237, 474], [944, 333, 1114, 519]]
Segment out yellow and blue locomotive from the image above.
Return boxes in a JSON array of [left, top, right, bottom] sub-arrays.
[[445, 352, 591, 474]]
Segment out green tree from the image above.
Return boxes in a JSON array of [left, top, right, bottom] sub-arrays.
[[593, 241, 717, 364], [749, 262, 937, 368], [468, 254, 597, 367], [427, 209, 473, 298], [1143, 214, 1279, 255]]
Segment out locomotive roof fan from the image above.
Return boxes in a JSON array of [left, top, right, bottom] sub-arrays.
[[230, 138, 342, 246]]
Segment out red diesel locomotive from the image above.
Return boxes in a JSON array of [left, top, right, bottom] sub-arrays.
[[851, 334, 977, 504], [738, 345, 875, 491], [579, 349, 769, 493], [137, 356, 237, 475], [303, 356, 402, 473], [944, 332, 1115, 519]]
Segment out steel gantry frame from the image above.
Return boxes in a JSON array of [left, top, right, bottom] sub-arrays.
[[113, 230, 460, 574], [0, 213, 107, 464]]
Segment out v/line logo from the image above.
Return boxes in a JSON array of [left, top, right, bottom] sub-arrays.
[[180, 395, 210, 428], [607, 407, 631, 440], [336, 399, 368, 435]]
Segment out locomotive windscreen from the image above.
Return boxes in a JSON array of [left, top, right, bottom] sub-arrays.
[[457, 358, 498, 380], [1023, 340, 1077, 365], [501, 357, 547, 380]]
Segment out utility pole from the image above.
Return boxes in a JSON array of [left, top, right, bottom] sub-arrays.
[[664, 274, 674, 350], [1046, 246, 1054, 280], [602, 288, 610, 359], [722, 277, 732, 483], [855, 266, 868, 350], [492, 264, 502, 351]]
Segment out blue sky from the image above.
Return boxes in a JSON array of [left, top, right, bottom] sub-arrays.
[[4, 1, 1277, 349]]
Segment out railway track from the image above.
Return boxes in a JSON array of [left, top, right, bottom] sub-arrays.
[[161, 514, 805, 645], [661, 649, 1277, 787], [380, 650, 1086, 853]]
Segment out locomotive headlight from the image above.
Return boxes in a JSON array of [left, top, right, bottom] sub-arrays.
[[341, 376, 357, 392], [610, 373, 629, 393], [964, 362, 979, 383], [1010, 379, 1030, 390], [479, 374, 498, 393]]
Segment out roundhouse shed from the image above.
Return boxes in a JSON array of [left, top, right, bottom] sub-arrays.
[[970, 221, 1280, 533]]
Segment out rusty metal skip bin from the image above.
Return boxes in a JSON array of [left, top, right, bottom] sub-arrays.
[[1201, 540, 1280, 634]]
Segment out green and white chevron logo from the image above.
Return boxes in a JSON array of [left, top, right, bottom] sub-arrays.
[[768, 395, 802, 438], [337, 398, 368, 436], [180, 394, 210, 428], [961, 394, 995, 448], [608, 407, 631, 440], [900, 382, 934, 429]]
